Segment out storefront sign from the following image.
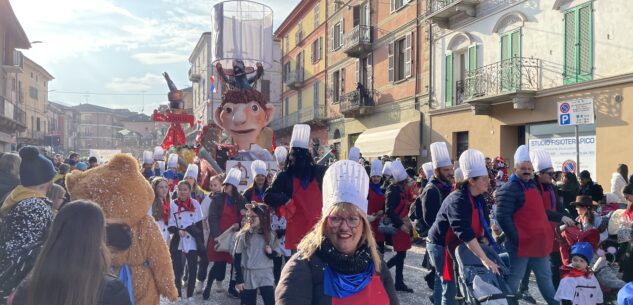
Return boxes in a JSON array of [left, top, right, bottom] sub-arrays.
[[225, 160, 279, 193], [529, 135, 596, 177], [558, 98, 595, 126]]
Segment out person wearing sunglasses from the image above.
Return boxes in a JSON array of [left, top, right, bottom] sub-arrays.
[[530, 149, 576, 290], [275, 160, 399, 305]]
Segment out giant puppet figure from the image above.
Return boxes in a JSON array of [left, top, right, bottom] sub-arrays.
[[152, 73, 195, 150]]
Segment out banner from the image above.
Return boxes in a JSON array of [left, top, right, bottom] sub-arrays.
[[528, 135, 596, 176], [225, 160, 279, 193]]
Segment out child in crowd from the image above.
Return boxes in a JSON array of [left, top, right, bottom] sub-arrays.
[[555, 242, 603, 305], [168, 181, 204, 301], [197, 174, 224, 293], [234, 203, 278, 305]]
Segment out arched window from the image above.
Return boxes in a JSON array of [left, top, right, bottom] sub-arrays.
[[444, 32, 478, 107]]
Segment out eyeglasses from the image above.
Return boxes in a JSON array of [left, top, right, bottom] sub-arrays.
[[327, 215, 362, 228]]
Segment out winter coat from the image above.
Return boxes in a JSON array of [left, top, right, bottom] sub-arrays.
[[275, 254, 399, 305], [11, 274, 132, 305], [385, 183, 407, 229], [0, 175, 19, 206], [263, 166, 326, 208], [579, 181, 604, 203], [0, 192, 53, 302], [428, 186, 487, 246], [611, 173, 627, 204], [208, 193, 246, 238]]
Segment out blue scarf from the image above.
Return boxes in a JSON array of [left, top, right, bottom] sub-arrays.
[[225, 195, 234, 207], [323, 261, 375, 298], [117, 264, 135, 305], [369, 182, 384, 196], [300, 176, 311, 189], [468, 190, 500, 253]]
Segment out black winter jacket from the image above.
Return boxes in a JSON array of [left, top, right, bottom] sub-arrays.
[[428, 186, 487, 246], [263, 166, 326, 208]]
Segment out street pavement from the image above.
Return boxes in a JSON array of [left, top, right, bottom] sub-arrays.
[[161, 244, 547, 305]]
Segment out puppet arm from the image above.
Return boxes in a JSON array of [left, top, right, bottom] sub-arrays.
[[141, 217, 178, 301]]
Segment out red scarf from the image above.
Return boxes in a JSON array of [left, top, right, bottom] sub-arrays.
[[177, 197, 194, 215], [560, 265, 592, 279], [161, 199, 170, 225]]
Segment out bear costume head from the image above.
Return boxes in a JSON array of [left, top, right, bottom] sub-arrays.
[[65, 154, 154, 225]]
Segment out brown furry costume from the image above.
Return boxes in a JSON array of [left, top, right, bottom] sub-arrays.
[[65, 154, 178, 305]]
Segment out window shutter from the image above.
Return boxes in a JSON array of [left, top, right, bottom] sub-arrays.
[[318, 37, 322, 61], [314, 81, 319, 108], [310, 41, 315, 63], [388, 41, 394, 82], [367, 53, 373, 91], [445, 53, 453, 107], [340, 18, 345, 48], [468, 44, 477, 72], [327, 73, 333, 99], [578, 4, 593, 82], [331, 26, 335, 51], [405, 32, 412, 78], [355, 59, 360, 83], [341, 68, 345, 95], [564, 10, 577, 84], [511, 30, 521, 58]]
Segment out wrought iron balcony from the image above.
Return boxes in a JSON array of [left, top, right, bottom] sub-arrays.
[[0, 96, 27, 132], [425, 0, 479, 28], [455, 80, 465, 105], [284, 69, 304, 90], [270, 105, 327, 131], [464, 57, 542, 114], [344, 25, 372, 58], [339, 88, 377, 117]]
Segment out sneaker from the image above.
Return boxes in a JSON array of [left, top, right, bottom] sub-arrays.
[[228, 287, 240, 299], [214, 281, 225, 292], [195, 281, 204, 294], [186, 297, 195, 304], [521, 292, 537, 304]]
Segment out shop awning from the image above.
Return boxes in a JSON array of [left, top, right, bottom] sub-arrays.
[[354, 121, 420, 157]]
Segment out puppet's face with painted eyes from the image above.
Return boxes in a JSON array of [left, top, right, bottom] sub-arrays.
[[215, 101, 272, 150]]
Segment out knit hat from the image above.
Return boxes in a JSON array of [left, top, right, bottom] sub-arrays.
[[224, 168, 242, 188], [430, 142, 452, 168], [422, 162, 434, 179], [289, 124, 310, 149], [618, 282, 633, 305], [142, 151, 154, 165], [459, 149, 488, 179], [570, 241, 593, 263], [184, 164, 198, 179], [370, 159, 383, 177], [390, 160, 408, 183], [153, 146, 165, 161], [18, 146, 56, 187], [382, 161, 392, 177], [274, 146, 288, 163], [529, 149, 553, 172], [76, 162, 88, 171], [322, 160, 369, 215], [251, 160, 267, 177], [513, 145, 530, 166], [167, 154, 179, 169], [348, 147, 361, 162]]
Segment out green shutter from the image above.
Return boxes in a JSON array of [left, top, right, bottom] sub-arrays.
[[468, 45, 477, 71], [445, 53, 453, 107], [500, 34, 510, 91], [564, 10, 577, 84], [467, 45, 477, 99], [501, 34, 509, 61], [511, 30, 521, 58], [578, 4, 593, 82]]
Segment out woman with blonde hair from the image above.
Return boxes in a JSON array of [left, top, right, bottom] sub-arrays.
[[275, 160, 399, 305]]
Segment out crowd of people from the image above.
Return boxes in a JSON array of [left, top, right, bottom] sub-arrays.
[[2, 123, 633, 305]]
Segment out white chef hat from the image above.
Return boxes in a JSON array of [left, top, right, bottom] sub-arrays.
[[430, 142, 452, 168], [142, 151, 153, 165], [223, 168, 242, 188], [382, 161, 392, 177], [530, 149, 553, 172], [251, 160, 268, 177], [370, 159, 383, 177], [290, 124, 310, 149], [157, 161, 166, 174], [153, 146, 164, 161], [390, 160, 408, 183], [184, 164, 199, 179], [454, 168, 464, 183], [322, 160, 369, 214], [348, 147, 361, 162], [274, 146, 288, 163], [422, 162, 434, 179], [459, 149, 488, 179], [514, 145, 531, 166], [167, 154, 179, 169]]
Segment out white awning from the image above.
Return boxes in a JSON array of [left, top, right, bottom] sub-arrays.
[[354, 121, 420, 158]]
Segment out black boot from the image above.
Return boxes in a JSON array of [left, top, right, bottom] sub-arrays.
[[395, 282, 414, 293], [424, 271, 435, 290], [202, 280, 213, 300], [228, 280, 240, 299]]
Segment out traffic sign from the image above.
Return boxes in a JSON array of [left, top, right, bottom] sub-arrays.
[[562, 160, 577, 173], [557, 98, 594, 126]]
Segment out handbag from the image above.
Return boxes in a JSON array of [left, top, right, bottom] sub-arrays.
[[214, 226, 237, 253]]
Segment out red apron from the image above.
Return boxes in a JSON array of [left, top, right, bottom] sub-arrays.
[[367, 187, 385, 242], [207, 196, 241, 262], [442, 195, 482, 281], [284, 178, 323, 250], [331, 274, 390, 305], [539, 183, 559, 254], [391, 191, 412, 252], [512, 186, 554, 257]]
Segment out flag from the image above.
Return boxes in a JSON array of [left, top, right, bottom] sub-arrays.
[[209, 75, 216, 93]]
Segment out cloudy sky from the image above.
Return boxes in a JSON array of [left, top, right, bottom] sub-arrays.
[[11, 0, 299, 113]]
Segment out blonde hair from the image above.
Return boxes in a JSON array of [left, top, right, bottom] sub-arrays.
[[210, 174, 224, 184], [297, 202, 381, 272]]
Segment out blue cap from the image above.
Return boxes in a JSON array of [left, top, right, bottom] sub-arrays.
[[571, 242, 593, 263], [76, 162, 88, 171], [618, 282, 633, 305]]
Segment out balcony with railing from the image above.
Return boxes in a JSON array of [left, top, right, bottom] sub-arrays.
[[463, 57, 542, 114], [0, 96, 27, 132], [284, 68, 304, 90], [270, 105, 327, 131], [455, 80, 465, 106], [188, 67, 201, 82], [425, 0, 479, 28], [339, 88, 377, 117], [343, 25, 372, 58]]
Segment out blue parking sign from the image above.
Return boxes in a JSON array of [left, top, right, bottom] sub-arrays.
[[559, 114, 570, 126]]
